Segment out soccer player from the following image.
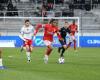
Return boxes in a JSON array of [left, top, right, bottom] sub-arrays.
[[0, 49, 3, 68], [66, 20, 78, 51], [58, 21, 70, 60], [34, 19, 65, 63], [0, 32, 4, 69], [19, 19, 34, 62]]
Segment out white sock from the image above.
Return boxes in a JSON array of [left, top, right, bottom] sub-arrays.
[[26, 52, 30, 61], [0, 58, 3, 66], [45, 55, 48, 61]]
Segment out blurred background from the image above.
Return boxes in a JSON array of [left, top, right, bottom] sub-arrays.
[[0, 0, 100, 36]]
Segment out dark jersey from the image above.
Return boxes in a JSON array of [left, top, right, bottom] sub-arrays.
[[59, 27, 70, 38]]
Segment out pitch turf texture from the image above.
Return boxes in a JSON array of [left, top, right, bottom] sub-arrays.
[[0, 48, 100, 80]]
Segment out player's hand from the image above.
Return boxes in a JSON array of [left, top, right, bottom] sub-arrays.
[[59, 38, 64, 41], [24, 39, 28, 42], [34, 30, 37, 36], [70, 33, 73, 36]]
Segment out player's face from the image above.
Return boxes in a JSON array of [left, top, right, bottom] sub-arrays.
[[52, 21, 58, 27], [73, 20, 75, 24], [25, 22, 30, 27], [65, 22, 69, 28]]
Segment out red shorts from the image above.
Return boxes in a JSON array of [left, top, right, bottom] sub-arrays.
[[23, 39, 32, 47]]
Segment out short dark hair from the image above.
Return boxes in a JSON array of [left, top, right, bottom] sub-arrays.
[[25, 19, 30, 23], [65, 21, 68, 23], [49, 19, 56, 23], [73, 20, 75, 23]]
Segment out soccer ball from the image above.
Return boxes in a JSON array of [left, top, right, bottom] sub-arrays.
[[58, 58, 65, 64]]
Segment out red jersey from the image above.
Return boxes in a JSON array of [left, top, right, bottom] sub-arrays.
[[43, 24, 59, 42], [69, 23, 77, 36], [34, 23, 62, 42]]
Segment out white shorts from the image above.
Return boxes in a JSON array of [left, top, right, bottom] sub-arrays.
[[68, 35, 76, 42], [44, 40, 52, 46]]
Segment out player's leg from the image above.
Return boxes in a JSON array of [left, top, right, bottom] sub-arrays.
[[30, 45, 33, 52], [71, 36, 77, 51], [60, 47, 65, 57], [58, 38, 66, 53], [60, 39, 66, 57], [44, 45, 53, 64], [66, 42, 71, 49], [25, 40, 32, 62], [20, 41, 25, 52], [60, 38, 67, 57], [20, 44, 24, 52], [0, 49, 3, 67], [73, 39, 76, 50], [46, 45, 53, 56], [25, 45, 31, 62], [58, 47, 62, 53], [44, 40, 53, 63], [58, 40, 66, 63], [66, 36, 72, 50]]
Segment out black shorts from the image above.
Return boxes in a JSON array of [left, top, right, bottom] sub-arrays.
[[63, 38, 66, 44], [59, 39, 66, 46]]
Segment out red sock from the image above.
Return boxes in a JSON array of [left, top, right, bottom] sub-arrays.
[[46, 48, 52, 56], [73, 40, 76, 50], [26, 46, 31, 52], [66, 42, 71, 49], [29, 46, 32, 52]]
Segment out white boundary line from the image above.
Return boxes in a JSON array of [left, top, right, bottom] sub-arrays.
[[0, 17, 79, 19]]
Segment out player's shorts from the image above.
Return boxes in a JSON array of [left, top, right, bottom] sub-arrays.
[[59, 39, 66, 46], [24, 39, 32, 47], [44, 40, 52, 46], [68, 35, 76, 42]]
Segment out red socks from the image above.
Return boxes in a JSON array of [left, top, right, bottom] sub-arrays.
[[73, 40, 76, 50], [66, 42, 72, 49], [46, 48, 52, 56], [67, 40, 76, 50]]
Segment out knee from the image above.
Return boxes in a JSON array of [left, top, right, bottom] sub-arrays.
[[73, 40, 76, 42], [50, 47, 53, 51], [47, 46, 53, 50], [63, 45, 67, 49]]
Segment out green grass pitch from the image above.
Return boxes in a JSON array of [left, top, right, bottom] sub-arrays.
[[0, 48, 100, 80]]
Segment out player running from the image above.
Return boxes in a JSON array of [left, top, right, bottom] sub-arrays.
[[66, 20, 78, 51], [34, 19, 66, 64], [58, 21, 71, 61], [19, 19, 35, 62]]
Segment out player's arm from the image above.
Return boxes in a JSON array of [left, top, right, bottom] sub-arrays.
[[31, 26, 35, 40], [66, 28, 71, 34], [56, 28, 63, 41], [19, 28, 26, 41], [76, 25, 78, 33], [58, 28, 62, 32], [34, 23, 45, 35], [67, 26, 73, 36], [19, 33, 26, 41]]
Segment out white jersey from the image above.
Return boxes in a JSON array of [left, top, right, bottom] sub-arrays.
[[20, 25, 34, 40]]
